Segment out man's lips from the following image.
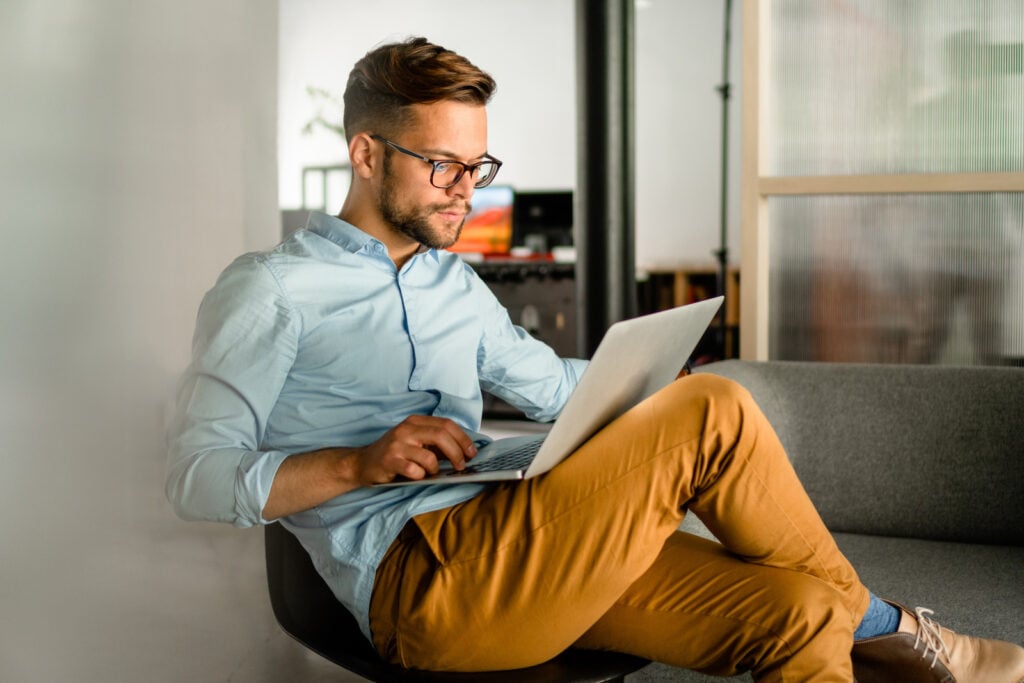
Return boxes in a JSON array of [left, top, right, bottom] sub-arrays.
[[437, 206, 468, 222]]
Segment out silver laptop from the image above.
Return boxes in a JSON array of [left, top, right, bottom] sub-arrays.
[[374, 296, 723, 486]]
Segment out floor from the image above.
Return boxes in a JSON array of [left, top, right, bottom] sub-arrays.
[[1, 417, 741, 683]]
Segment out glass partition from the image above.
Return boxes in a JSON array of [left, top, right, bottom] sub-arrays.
[[769, 193, 1024, 364], [768, 0, 1023, 176]]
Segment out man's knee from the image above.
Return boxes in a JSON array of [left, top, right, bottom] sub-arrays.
[[654, 373, 759, 425], [661, 372, 752, 402]]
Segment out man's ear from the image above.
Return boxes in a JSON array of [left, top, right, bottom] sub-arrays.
[[348, 133, 377, 180]]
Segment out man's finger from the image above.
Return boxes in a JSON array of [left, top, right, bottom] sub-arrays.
[[406, 416, 476, 469], [424, 428, 471, 471], [396, 447, 440, 479]]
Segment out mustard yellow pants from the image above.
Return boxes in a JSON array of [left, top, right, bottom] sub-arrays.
[[369, 374, 870, 681]]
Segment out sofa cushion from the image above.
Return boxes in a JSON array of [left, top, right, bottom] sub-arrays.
[[833, 532, 1024, 645]]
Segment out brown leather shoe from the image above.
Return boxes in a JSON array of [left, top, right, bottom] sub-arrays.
[[852, 601, 1024, 683]]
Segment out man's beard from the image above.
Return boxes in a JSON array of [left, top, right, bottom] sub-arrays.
[[378, 156, 469, 250]]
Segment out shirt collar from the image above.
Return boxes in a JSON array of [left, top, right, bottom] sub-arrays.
[[305, 211, 439, 263], [305, 211, 375, 254]]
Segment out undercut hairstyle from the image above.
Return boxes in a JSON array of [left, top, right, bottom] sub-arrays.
[[343, 37, 496, 141]]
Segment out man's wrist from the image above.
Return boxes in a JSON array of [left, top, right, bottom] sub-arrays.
[[331, 446, 364, 488]]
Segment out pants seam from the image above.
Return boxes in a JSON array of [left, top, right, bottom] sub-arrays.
[[695, 424, 851, 603]]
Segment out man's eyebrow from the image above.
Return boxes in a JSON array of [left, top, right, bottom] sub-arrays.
[[421, 147, 490, 161]]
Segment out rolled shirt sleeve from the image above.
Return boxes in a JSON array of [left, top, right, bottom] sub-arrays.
[[165, 255, 299, 527]]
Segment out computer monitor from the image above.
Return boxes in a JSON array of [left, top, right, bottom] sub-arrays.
[[512, 190, 574, 253], [448, 185, 515, 255]]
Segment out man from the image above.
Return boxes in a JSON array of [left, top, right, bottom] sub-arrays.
[[166, 37, 1024, 681]]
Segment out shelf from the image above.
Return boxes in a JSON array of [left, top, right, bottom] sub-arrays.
[[638, 265, 741, 360]]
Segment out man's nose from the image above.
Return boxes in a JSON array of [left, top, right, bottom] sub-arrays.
[[447, 168, 476, 200]]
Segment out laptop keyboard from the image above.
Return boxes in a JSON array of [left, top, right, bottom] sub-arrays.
[[466, 438, 544, 473]]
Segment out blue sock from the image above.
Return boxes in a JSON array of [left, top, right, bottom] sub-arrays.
[[854, 592, 901, 640]]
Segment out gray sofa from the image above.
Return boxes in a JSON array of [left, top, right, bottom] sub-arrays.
[[635, 360, 1024, 682]]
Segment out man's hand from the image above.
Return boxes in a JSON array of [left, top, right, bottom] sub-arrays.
[[261, 415, 478, 521], [354, 415, 478, 485]]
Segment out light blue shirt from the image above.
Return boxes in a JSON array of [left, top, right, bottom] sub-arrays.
[[165, 211, 587, 641]]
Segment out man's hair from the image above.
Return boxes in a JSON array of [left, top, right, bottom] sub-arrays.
[[343, 37, 496, 141]]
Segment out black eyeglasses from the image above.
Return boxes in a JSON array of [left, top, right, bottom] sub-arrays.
[[371, 134, 502, 189]]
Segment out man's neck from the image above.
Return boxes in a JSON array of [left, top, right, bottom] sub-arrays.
[[336, 207, 420, 269]]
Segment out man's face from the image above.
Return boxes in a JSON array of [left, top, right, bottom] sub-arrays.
[[375, 101, 489, 250]]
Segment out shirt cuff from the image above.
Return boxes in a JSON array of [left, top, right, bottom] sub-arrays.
[[235, 448, 292, 527]]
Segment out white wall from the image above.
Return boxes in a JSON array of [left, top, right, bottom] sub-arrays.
[[636, 0, 743, 270], [0, 1, 279, 678], [277, 0, 742, 269]]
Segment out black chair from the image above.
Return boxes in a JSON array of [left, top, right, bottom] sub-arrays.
[[265, 522, 650, 682]]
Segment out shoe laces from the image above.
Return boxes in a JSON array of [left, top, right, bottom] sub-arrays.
[[913, 607, 952, 669]]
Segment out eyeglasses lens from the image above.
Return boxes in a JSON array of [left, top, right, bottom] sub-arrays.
[[432, 161, 499, 189]]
